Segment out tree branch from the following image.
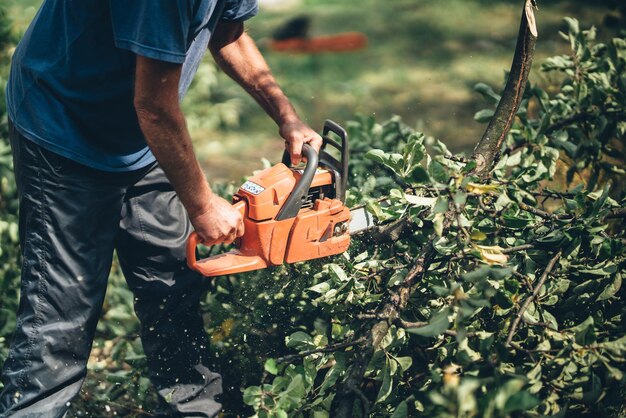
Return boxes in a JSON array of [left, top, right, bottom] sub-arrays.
[[276, 337, 367, 364], [606, 207, 626, 219], [472, 0, 538, 175], [544, 112, 593, 135], [506, 250, 561, 346], [519, 203, 571, 220], [501, 243, 535, 254], [397, 319, 477, 338]]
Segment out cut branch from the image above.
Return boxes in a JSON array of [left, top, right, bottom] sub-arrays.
[[472, 0, 538, 175]]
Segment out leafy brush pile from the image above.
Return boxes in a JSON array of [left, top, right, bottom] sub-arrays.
[[0, 6, 624, 418], [237, 17, 626, 418]]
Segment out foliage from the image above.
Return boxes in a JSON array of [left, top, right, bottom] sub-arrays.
[[182, 59, 246, 132], [0, 9, 624, 418], [239, 18, 626, 417], [501, 17, 626, 192]]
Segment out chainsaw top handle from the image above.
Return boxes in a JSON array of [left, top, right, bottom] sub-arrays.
[[281, 120, 349, 202], [276, 143, 319, 221]]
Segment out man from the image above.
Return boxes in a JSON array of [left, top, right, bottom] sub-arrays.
[[0, 0, 322, 416]]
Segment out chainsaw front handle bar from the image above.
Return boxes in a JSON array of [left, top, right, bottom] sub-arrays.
[[186, 199, 246, 272], [276, 143, 318, 220]]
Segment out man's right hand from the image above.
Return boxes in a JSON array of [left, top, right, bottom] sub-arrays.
[[189, 194, 245, 245]]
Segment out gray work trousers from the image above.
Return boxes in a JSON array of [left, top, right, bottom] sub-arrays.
[[0, 123, 222, 417]]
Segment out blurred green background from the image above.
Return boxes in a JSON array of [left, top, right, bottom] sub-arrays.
[[3, 0, 617, 182]]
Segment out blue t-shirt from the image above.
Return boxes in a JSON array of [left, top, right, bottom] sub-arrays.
[[7, 0, 258, 172]]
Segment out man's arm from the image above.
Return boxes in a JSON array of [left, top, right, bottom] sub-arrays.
[[133, 56, 244, 244], [209, 21, 322, 165]]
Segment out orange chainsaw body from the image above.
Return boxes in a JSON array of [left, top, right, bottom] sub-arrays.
[[187, 121, 351, 277]]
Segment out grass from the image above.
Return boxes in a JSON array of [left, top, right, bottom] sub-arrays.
[[5, 0, 617, 182]]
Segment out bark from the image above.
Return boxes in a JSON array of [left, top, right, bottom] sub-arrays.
[[333, 1, 539, 415], [472, 0, 538, 176]]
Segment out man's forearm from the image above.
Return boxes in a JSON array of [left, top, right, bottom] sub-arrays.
[[209, 21, 323, 165], [210, 26, 299, 125], [134, 56, 212, 220], [135, 107, 212, 219]]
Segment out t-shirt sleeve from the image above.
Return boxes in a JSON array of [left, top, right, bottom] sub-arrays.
[[221, 0, 259, 22], [110, 0, 193, 64]]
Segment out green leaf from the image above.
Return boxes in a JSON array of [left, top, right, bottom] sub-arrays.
[[376, 359, 393, 403], [328, 264, 349, 282], [503, 390, 540, 414], [391, 400, 408, 418], [319, 352, 348, 394], [387, 269, 407, 287], [433, 196, 449, 214], [243, 385, 263, 406], [474, 82, 501, 104], [428, 160, 449, 184], [597, 273, 622, 301], [264, 359, 278, 375], [568, 316, 596, 345], [433, 213, 445, 237], [394, 356, 413, 373], [407, 166, 430, 184], [274, 409, 288, 418], [474, 108, 495, 123], [286, 331, 315, 350], [403, 132, 426, 167], [278, 374, 306, 409], [365, 149, 404, 175], [309, 281, 331, 294], [406, 307, 451, 337]]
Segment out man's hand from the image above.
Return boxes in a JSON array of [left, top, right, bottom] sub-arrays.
[[279, 119, 323, 165], [190, 194, 245, 245]]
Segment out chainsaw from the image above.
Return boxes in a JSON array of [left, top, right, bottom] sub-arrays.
[[186, 120, 374, 277]]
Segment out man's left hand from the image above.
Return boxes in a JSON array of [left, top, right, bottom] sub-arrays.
[[279, 119, 323, 165]]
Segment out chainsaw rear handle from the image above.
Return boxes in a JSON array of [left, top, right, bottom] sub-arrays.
[[186, 199, 246, 272]]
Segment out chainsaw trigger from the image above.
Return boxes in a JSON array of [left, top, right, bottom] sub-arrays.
[[319, 223, 332, 242]]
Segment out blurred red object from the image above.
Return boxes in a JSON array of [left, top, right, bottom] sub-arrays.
[[269, 32, 368, 53]]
